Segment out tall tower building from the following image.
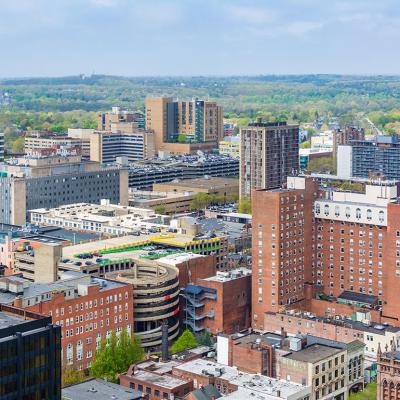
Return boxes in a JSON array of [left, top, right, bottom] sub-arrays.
[[239, 120, 299, 198]]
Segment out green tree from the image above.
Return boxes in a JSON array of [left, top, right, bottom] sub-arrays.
[[171, 329, 198, 354], [62, 366, 86, 388], [300, 141, 311, 149], [90, 329, 144, 383], [307, 156, 336, 174], [238, 197, 251, 214], [11, 136, 25, 153], [178, 134, 187, 143], [190, 193, 212, 211], [228, 192, 239, 203], [154, 205, 166, 214], [198, 331, 213, 347]]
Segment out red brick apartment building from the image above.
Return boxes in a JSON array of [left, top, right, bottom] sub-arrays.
[[0, 273, 133, 370], [252, 175, 400, 329]]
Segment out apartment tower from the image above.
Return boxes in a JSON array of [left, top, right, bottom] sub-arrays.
[[240, 120, 299, 198]]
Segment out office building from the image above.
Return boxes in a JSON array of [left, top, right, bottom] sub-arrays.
[[333, 126, 364, 158], [90, 130, 155, 163], [98, 107, 145, 131], [240, 120, 299, 198], [0, 131, 4, 162], [145, 96, 223, 154], [0, 304, 61, 400], [219, 136, 240, 158], [24, 135, 85, 156], [338, 135, 400, 180], [67, 128, 95, 158], [0, 272, 134, 370], [251, 174, 400, 330], [0, 155, 128, 224]]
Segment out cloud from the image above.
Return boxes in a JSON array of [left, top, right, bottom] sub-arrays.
[[89, 0, 118, 7], [226, 5, 277, 25], [284, 21, 324, 35]]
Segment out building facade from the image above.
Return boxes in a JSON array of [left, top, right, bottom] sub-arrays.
[[145, 96, 223, 154], [332, 126, 364, 159], [219, 136, 240, 158], [377, 346, 400, 400], [240, 120, 299, 198], [0, 304, 61, 400], [252, 175, 400, 329]]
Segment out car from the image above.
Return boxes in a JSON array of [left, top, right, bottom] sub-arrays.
[[85, 261, 93, 266], [74, 261, 82, 266], [62, 258, 70, 263], [96, 258, 103, 263]]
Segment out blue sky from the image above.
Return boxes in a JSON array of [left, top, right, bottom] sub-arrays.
[[0, 0, 399, 77]]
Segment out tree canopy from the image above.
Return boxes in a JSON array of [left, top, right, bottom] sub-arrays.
[[90, 329, 144, 383], [171, 329, 198, 354], [238, 197, 251, 214]]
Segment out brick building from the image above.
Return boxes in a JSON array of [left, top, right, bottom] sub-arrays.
[[332, 126, 364, 158], [182, 268, 251, 334], [0, 272, 134, 370], [252, 175, 400, 329]]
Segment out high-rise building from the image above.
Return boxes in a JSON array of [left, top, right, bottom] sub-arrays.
[[251, 174, 400, 329], [0, 155, 128, 225], [338, 135, 400, 180], [239, 120, 299, 198], [0, 132, 4, 162], [332, 126, 364, 158], [145, 96, 223, 154], [0, 304, 61, 399]]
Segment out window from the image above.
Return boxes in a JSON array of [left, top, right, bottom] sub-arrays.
[[334, 206, 340, 217], [356, 208, 361, 219], [367, 209, 372, 221], [154, 390, 160, 397], [315, 204, 320, 214], [345, 207, 351, 218], [379, 211, 384, 223]]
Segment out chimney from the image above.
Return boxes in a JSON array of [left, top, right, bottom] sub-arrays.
[[280, 327, 287, 338], [277, 390, 281, 397], [161, 322, 169, 362]]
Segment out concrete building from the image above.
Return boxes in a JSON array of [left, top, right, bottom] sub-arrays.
[[98, 107, 145, 131], [0, 131, 4, 162], [153, 177, 239, 199], [24, 135, 86, 156], [67, 128, 95, 158], [90, 129, 155, 164], [0, 304, 61, 400], [219, 136, 240, 158], [337, 135, 400, 180], [0, 155, 128, 224], [251, 174, 400, 330], [0, 272, 134, 370], [332, 126, 364, 159], [145, 96, 223, 154], [30, 201, 169, 237], [240, 120, 299, 198], [182, 268, 251, 334], [62, 378, 143, 400], [126, 154, 239, 190]]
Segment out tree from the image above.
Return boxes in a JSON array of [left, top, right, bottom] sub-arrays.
[[178, 134, 187, 143], [228, 192, 239, 203], [11, 136, 24, 153], [190, 193, 212, 211], [307, 156, 336, 174], [62, 366, 86, 388], [90, 329, 144, 383], [238, 197, 251, 214], [198, 331, 213, 347], [300, 141, 311, 149], [154, 205, 166, 214], [171, 329, 198, 354]]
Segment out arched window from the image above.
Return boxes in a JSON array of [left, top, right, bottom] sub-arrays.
[[324, 204, 330, 216], [315, 203, 320, 214], [335, 206, 340, 217], [356, 208, 361, 219], [345, 207, 351, 218], [366, 209, 372, 221], [379, 211, 385, 223]]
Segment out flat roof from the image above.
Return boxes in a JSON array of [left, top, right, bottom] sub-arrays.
[[133, 370, 188, 389], [62, 378, 142, 400], [155, 177, 238, 189], [284, 343, 342, 363], [338, 291, 378, 305], [0, 311, 27, 330]]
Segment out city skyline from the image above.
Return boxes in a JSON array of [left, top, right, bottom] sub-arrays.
[[1, 0, 400, 77]]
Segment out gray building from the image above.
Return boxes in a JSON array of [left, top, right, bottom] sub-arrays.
[[0, 132, 4, 162], [0, 155, 128, 225], [337, 135, 400, 180]]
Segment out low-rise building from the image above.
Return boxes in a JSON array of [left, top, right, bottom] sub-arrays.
[[182, 268, 251, 334], [377, 345, 400, 400], [0, 272, 134, 370], [219, 136, 240, 158]]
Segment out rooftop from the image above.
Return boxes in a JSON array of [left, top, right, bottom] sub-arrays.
[[338, 291, 378, 306], [132, 370, 188, 389], [202, 268, 251, 282], [284, 343, 342, 363], [62, 378, 142, 400], [0, 311, 27, 330], [155, 177, 239, 190]]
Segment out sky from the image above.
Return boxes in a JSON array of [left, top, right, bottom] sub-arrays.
[[0, 0, 399, 77]]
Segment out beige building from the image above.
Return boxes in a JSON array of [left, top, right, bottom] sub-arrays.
[[67, 128, 95, 157], [240, 120, 299, 198], [145, 96, 223, 154], [219, 136, 240, 158], [97, 107, 144, 131], [153, 177, 239, 199]]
